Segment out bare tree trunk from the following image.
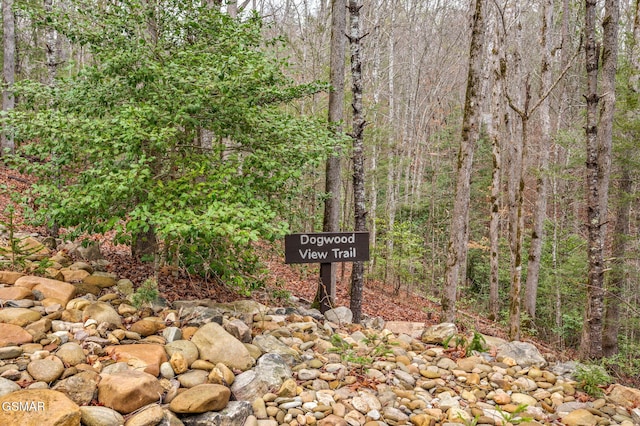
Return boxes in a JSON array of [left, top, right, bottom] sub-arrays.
[[592, 0, 620, 358], [369, 143, 378, 274], [508, 90, 530, 341], [384, 5, 396, 286], [524, 0, 554, 322], [317, 0, 347, 313], [580, 0, 619, 360], [132, 226, 158, 260], [2, 0, 16, 155], [227, 0, 238, 17], [348, 0, 365, 324], [366, 0, 383, 276], [488, 4, 506, 321], [597, 0, 618, 225], [44, 0, 58, 86], [442, 0, 486, 322], [603, 168, 631, 356], [631, 0, 640, 93]]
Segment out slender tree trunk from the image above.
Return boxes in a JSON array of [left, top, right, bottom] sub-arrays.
[[348, 0, 365, 324], [584, 0, 618, 358], [369, 143, 378, 275], [366, 0, 383, 276], [44, 0, 63, 238], [603, 169, 631, 356], [509, 100, 529, 342], [133, 226, 158, 259], [597, 0, 618, 224], [316, 0, 347, 313], [442, 0, 486, 322], [488, 5, 506, 321], [2, 0, 16, 155], [579, 0, 611, 360], [630, 0, 640, 93], [384, 6, 396, 286], [524, 0, 554, 322]]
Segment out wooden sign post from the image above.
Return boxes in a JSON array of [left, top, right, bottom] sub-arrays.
[[285, 232, 369, 313]]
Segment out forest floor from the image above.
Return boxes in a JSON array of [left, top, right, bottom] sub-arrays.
[[1, 161, 618, 383]]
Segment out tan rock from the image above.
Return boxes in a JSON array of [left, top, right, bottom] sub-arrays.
[[41, 298, 64, 311], [52, 370, 99, 406], [0, 286, 33, 301], [0, 389, 81, 426], [606, 384, 640, 409], [124, 404, 164, 426], [191, 322, 255, 371], [82, 272, 117, 288], [83, 302, 122, 327], [105, 344, 168, 377], [161, 339, 192, 361], [318, 414, 348, 426], [170, 351, 188, 374], [59, 268, 91, 283], [277, 378, 297, 397], [0, 307, 42, 326], [181, 326, 199, 340], [0, 323, 33, 347], [50, 253, 72, 267], [56, 342, 87, 366], [511, 392, 538, 407], [14, 276, 77, 306], [168, 384, 230, 414], [129, 318, 164, 337], [561, 408, 598, 426], [421, 322, 457, 344], [410, 413, 437, 426], [384, 321, 425, 339], [66, 298, 91, 311], [98, 370, 163, 414], [27, 356, 65, 382], [45, 268, 64, 281], [61, 309, 84, 323], [73, 283, 101, 297], [79, 406, 124, 426], [208, 362, 235, 386], [0, 270, 25, 284], [25, 317, 52, 337], [456, 356, 483, 372], [2, 237, 50, 259]]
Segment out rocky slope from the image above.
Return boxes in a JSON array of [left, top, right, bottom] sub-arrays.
[[0, 234, 640, 426]]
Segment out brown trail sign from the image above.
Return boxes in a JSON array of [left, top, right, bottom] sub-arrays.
[[284, 232, 369, 313]]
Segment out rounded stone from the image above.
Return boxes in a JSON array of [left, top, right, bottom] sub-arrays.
[[169, 384, 231, 414], [27, 356, 65, 382], [177, 369, 209, 388], [55, 342, 86, 366], [164, 340, 199, 367], [0, 389, 81, 425], [80, 405, 125, 426]]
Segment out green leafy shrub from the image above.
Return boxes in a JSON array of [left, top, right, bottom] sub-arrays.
[[329, 332, 396, 375], [443, 330, 487, 356], [495, 404, 532, 424], [131, 278, 160, 308], [575, 363, 613, 397], [7, 0, 341, 293], [0, 206, 41, 270]]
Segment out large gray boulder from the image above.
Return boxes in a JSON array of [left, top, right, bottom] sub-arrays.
[[231, 354, 292, 401], [180, 401, 252, 426], [497, 341, 547, 367]]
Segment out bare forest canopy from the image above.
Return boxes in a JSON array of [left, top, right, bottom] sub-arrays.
[[1, 0, 639, 370]]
